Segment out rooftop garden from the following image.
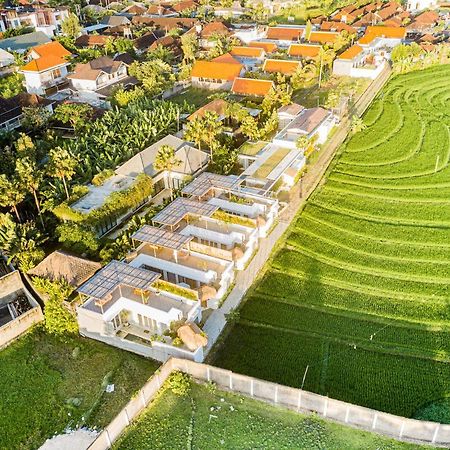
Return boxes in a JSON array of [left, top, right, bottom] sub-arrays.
[[237, 140, 268, 157], [253, 147, 291, 179], [0, 328, 159, 449]]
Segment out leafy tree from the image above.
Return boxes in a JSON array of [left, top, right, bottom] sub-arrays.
[[21, 105, 52, 132], [129, 60, 174, 96], [296, 134, 317, 154], [112, 86, 145, 107], [61, 13, 82, 40], [250, 2, 268, 22], [15, 132, 35, 156], [240, 115, 260, 141], [153, 145, 182, 199], [207, 34, 239, 59], [48, 147, 77, 200], [304, 20, 312, 40], [261, 80, 292, 115], [16, 156, 44, 222], [44, 295, 78, 335], [56, 223, 99, 257], [210, 143, 238, 175], [167, 371, 191, 396], [181, 32, 198, 64], [291, 62, 317, 89], [54, 103, 93, 132], [0, 214, 45, 271], [0, 73, 24, 98], [148, 45, 175, 64], [318, 47, 336, 88], [0, 175, 25, 222]]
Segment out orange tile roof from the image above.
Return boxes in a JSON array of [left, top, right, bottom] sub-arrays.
[[22, 41, 71, 72], [320, 21, 357, 34], [231, 77, 274, 97], [263, 59, 301, 74], [308, 31, 339, 44], [188, 98, 228, 121], [267, 27, 303, 41], [249, 41, 277, 53], [338, 44, 363, 60], [288, 43, 321, 58], [384, 17, 403, 27], [191, 60, 243, 81], [358, 26, 406, 45], [212, 53, 241, 64], [231, 46, 264, 58]]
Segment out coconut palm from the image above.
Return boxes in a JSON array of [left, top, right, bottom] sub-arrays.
[[350, 116, 366, 134], [48, 147, 78, 200], [0, 175, 25, 222], [153, 145, 182, 199], [317, 48, 336, 88]]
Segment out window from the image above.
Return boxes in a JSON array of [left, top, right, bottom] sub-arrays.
[[51, 68, 62, 79]]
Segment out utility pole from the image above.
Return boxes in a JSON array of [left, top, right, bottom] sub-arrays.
[[301, 365, 309, 390]]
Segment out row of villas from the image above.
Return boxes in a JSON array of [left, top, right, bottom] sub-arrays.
[[76, 172, 278, 362]]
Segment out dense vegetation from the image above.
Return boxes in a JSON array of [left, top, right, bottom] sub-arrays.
[[214, 65, 450, 420], [114, 380, 428, 449], [0, 328, 158, 449]]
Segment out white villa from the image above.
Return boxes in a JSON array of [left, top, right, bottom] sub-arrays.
[[76, 260, 204, 361]]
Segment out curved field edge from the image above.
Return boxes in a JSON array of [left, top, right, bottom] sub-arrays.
[[213, 65, 450, 421]]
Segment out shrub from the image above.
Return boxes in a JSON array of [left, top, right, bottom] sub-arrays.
[[56, 223, 99, 256], [167, 371, 191, 396], [91, 169, 114, 186]]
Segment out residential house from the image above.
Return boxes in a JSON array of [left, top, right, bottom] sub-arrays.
[[407, 11, 440, 31], [230, 46, 265, 68], [191, 59, 244, 90], [131, 16, 196, 32], [358, 26, 406, 51], [406, 0, 438, 10], [332, 44, 385, 78], [133, 30, 165, 54], [101, 14, 131, 28], [248, 41, 277, 53], [76, 259, 205, 361], [308, 31, 340, 45], [68, 55, 138, 106], [0, 31, 50, 53], [20, 40, 71, 95], [214, 1, 246, 18], [320, 21, 357, 35], [146, 3, 178, 17], [75, 34, 109, 48], [190, 21, 231, 48], [149, 35, 182, 59], [277, 103, 304, 129], [121, 3, 147, 15], [273, 106, 336, 147], [115, 134, 210, 197], [0, 93, 53, 132], [265, 26, 303, 46], [0, 48, 14, 73], [0, 270, 43, 349], [231, 78, 274, 97], [262, 59, 301, 75], [288, 43, 321, 59]]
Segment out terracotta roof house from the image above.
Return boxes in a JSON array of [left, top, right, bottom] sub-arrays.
[[358, 25, 406, 47], [211, 52, 241, 64], [122, 3, 147, 15], [263, 58, 301, 75], [407, 10, 439, 31], [384, 17, 403, 27], [288, 43, 321, 58], [266, 26, 303, 42], [308, 31, 339, 45], [0, 93, 53, 132], [249, 41, 277, 53], [133, 30, 165, 54], [28, 251, 101, 289], [75, 34, 109, 48], [131, 16, 196, 31], [231, 77, 274, 97], [101, 14, 131, 28], [68, 55, 138, 105], [20, 41, 71, 95], [187, 98, 229, 121], [190, 21, 231, 48], [146, 4, 177, 17], [191, 59, 244, 90], [339, 44, 363, 59], [172, 0, 199, 13], [230, 46, 265, 67], [149, 35, 182, 58], [320, 21, 357, 35]]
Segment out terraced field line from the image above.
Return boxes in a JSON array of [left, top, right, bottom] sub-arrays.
[[203, 66, 393, 357]]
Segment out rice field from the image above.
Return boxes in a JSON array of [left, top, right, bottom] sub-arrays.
[[214, 65, 450, 421]]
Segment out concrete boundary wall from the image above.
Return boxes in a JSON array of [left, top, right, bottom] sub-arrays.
[[88, 358, 450, 449]]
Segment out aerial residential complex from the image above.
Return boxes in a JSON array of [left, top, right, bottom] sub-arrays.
[[1, 0, 449, 448]]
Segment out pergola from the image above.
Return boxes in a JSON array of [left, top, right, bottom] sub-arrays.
[[152, 197, 218, 229], [77, 260, 160, 311], [181, 172, 241, 199]]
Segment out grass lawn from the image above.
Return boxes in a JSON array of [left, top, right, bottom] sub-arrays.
[[238, 140, 268, 156], [167, 87, 217, 111], [253, 147, 291, 179], [113, 381, 431, 449], [0, 328, 159, 450], [214, 65, 450, 421]]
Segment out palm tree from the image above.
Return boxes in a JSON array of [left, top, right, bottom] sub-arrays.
[[15, 156, 44, 228], [48, 147, 77, 200], [0, 175, 25, 222], [184, 116, 205, 151], [153, 145, 182, 200], [318, 48, 336, 88], [350, 116, 366, 134]]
